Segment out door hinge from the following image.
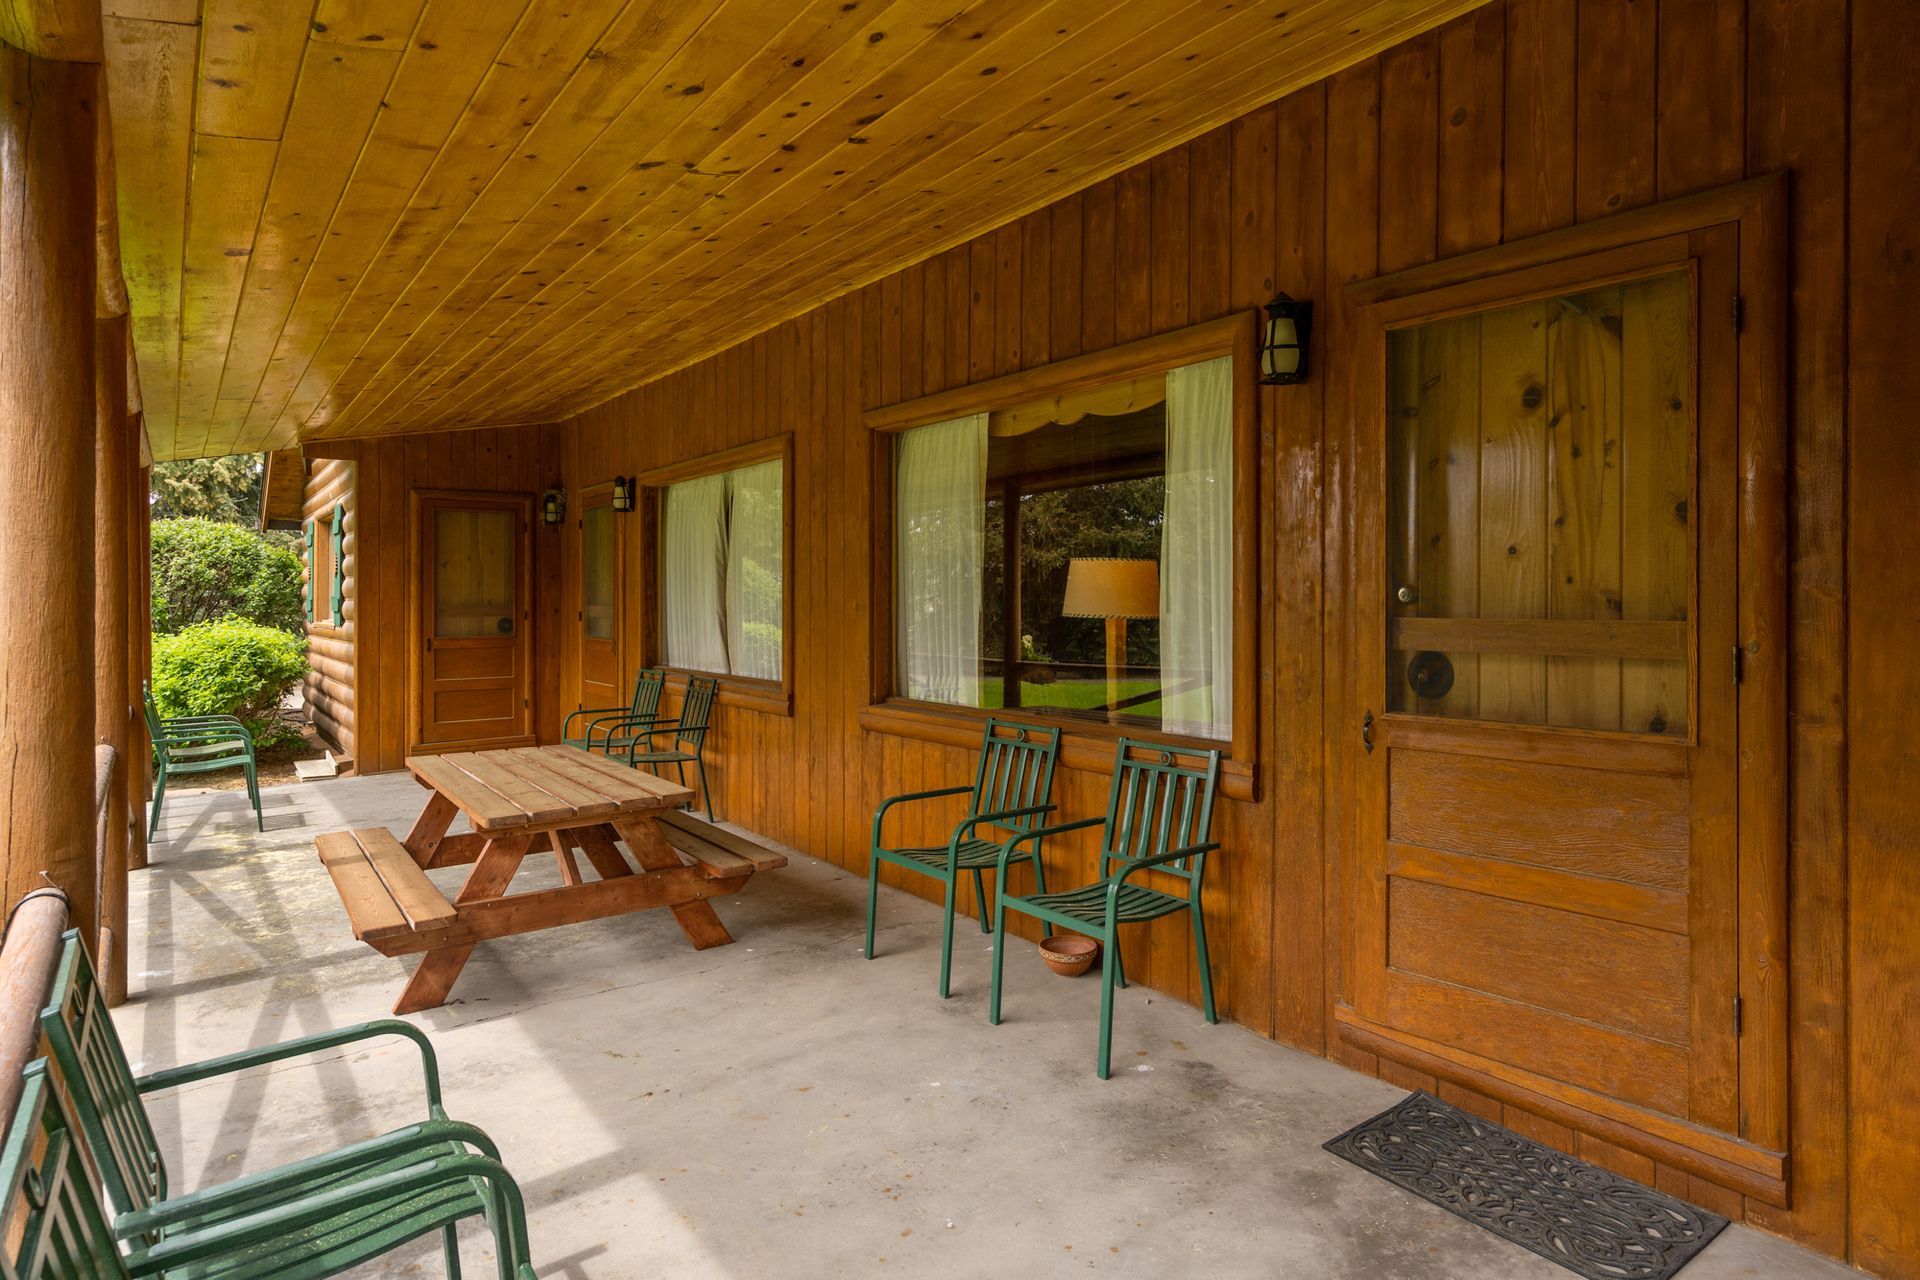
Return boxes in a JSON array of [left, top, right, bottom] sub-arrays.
[[1732, 294, 1744, 335], [1733, 995, 1743, 1036], [1732, 643, 1745, 685]]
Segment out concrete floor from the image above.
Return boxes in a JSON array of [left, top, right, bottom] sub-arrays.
[[126, 775, 1855, 1280]]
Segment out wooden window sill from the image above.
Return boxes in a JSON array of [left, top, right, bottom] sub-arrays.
[[858, 698, 1255, 801], [660, 668, 793, 718]]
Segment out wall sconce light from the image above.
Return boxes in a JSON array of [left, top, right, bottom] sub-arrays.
[[1260, 292, 1313, 385], [611, 475, 635, 513], [540, 489, 567, 526]]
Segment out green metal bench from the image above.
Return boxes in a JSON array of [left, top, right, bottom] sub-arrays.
[[866, 719, 1062, 999], [1, 1059, 537, 1279], [35, 931, 536, 1278], [987, 738, 1222, 1078], [561, 666, 666, 756], [142, 681, 261, 840], [625, 675, 719, 821]]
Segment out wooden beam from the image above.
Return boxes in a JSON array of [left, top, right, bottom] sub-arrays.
[[93, 313, 130, 1005], [0, 0, 101, 62], [0, 46, 98, 930], [94, 68, 125, 319]]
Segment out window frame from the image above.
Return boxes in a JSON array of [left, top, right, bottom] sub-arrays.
[[637, 434, 795, 717], [863, 311, 1262, 799]]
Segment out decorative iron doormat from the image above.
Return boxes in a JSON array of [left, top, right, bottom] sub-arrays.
[[1324, 1092, 1729, 1280]]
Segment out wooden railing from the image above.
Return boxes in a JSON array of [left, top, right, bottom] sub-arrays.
[[94, 744, 120, 1004], [0, 886, 70, 1142]]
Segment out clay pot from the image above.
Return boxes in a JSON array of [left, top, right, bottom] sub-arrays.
[[1038, 934, 1100, 977]]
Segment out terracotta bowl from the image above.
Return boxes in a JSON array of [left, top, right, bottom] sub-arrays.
[[1038, 935, 1100, 977]]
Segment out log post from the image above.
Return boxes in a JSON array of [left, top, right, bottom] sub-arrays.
[[127, 427, 149, 874], [0, 44, 98, 930], [94, 313, 130, 1005]]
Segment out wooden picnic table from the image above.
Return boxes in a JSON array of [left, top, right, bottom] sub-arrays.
[[317, 744, 785, 1014]]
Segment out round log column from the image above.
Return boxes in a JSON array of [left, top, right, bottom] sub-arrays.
[[94, 313, 130, 1005], [0, 46, 98, 929], [126, 429, 148, 876]]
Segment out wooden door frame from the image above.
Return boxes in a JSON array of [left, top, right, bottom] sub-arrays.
[[576, 479, 625, 711], [1331, 175, 1789, 1200], [408, 488, 536, 756]]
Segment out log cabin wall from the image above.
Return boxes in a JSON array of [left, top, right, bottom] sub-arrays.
[[305, 425, 566, 775], [316, 0, 1913, 1270], [299, 458, 356, 761]]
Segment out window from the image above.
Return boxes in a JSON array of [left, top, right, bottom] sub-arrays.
[[309, 509, 344, 628], [433, 506, 516, 637], [653, 453, 785, 682], [890, 350, 1238, 741], [583, 501, 615, 641], [1385, 271, 1692, 734]]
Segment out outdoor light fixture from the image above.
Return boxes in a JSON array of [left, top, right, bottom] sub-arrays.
[[541, 489, 567, 526], [1260, 291, 1313, 385], [611, 475, 635, 513]]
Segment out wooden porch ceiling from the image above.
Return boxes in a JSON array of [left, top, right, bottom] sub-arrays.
[[107, 0, 1478, 462]]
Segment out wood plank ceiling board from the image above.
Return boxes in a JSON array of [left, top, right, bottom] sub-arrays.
[[106, 0, 1483, 459]]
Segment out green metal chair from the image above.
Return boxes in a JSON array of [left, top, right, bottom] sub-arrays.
[[625, 675, 720, 821], [37, 931, 533, 1278], [988, 739, 1222, 1078], [866, 719, 1062, 999], [561, 667, 666, 756], [142, 681, 261, 840], [1, 1058, 539, 1280]]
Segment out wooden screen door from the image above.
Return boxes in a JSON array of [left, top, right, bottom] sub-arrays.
[[578, 485, 624, 709], [414, 491, 533, 751], [1341, 183, 1788, 1198]]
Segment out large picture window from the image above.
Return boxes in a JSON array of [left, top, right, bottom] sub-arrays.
[[883, 321, 1248, 743], [651, 450, 786, 683]]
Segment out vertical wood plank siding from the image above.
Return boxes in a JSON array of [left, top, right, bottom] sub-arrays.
[[319, 0, 1919, 1270]]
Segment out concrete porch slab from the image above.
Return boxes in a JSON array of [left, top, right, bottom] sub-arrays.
[[125, 776, 1853, 1279]]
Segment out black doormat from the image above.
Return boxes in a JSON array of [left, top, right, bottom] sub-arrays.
[[1325, 1092, 1729, 1280]]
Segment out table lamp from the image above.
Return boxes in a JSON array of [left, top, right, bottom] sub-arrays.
[[1061, 558, 1160, 719]]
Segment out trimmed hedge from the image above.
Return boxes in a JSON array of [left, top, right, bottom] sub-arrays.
[[151, 518, 304, 636], [152, 618, 308, 752]]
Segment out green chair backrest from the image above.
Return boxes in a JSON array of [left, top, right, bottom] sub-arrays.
[[672, 677, 719, 750], [1097, 739, 1222, 888], [966, 719, 1062, 834], [38, 934, 166, 1221], [0, 1061, 130, 1279], [139, 683, 162, 741], [629, 667, 666, 720]]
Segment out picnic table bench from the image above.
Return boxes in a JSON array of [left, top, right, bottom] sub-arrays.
[[319, 744, 785, 1013]]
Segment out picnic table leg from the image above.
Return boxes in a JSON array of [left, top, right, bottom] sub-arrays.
[[394, 834, 530, 1015], [614, 817, 734, 950], [403, 792, 459, 867], [565, 826, 633, 881]]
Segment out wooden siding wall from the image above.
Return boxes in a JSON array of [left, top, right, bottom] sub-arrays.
[[309, 425, 565, 774], [300, 458, 355, 758], [328, 0, 1915, 1271]]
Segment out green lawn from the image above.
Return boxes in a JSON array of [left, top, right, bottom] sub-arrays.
[[979, 677, 1165, 722]]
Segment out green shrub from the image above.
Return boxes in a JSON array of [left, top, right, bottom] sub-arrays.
[[151, 518, 304, 635], [152, 619, 309, 752]]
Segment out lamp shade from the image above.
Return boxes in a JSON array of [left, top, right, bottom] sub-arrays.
[[1061, 558, 1160, 620]]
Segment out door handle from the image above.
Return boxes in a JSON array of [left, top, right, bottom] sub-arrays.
[[1362, 711, 1374, 755]]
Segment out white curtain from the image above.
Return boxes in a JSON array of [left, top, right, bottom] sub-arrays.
[[1161, 355, 1234, 739], [724, 460, 783, 681], [895, 414, 987, 706], [662, 473, 731, 674]]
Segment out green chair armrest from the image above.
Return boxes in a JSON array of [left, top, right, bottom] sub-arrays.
[[994, 816, 1105, 873], [162, 714, 245, 727], [128, 1152, 529, 1273], [562, 704, 635, 737], [586, 710, 662, 743], [1105, 842, 1220, 917], [953, 803, 1056, 842], [112, 1117, 500, 1238], [136, 1019, 443, 1110], [871, 785, 975, 848], [158, 724, 254, 747]]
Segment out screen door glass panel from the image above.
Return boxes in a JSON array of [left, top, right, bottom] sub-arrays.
[[582, 503, 614, 640], [1386, 270, 1693, 734], [434, 508, 516, 638]]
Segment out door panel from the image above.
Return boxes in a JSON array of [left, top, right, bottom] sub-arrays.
[[578, 489, 622, 710], [415, 493, 531, 749], [1350, 226, 1765, 1152]]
